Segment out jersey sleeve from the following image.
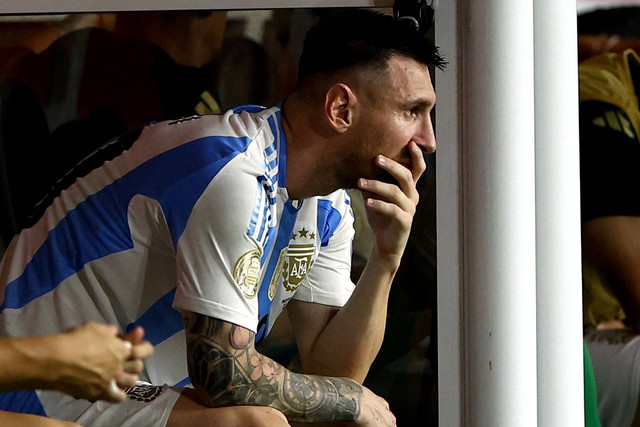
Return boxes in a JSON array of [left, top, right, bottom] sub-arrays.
[[173, 154, 266, 333], [580, 100, 640, 222], [293, 192, 356, 307]]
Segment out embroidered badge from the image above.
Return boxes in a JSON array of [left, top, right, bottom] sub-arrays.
[[269, 228, 316, 297], [234, 248, 262, 298], [125, 384, 164, 402], [268, 250, 287, 301], [283, 243, 315, 291]]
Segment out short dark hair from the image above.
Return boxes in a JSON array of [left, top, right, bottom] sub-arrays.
[[297, 8, 446, 82]]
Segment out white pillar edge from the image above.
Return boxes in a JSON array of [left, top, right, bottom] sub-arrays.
[[533, 0, 584, 425], [434, 0, 464, 426], [461, 1, 538, 425], [0, 0, 394, 14]]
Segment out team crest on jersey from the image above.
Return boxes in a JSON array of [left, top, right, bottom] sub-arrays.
[[234, 249, 262, 299], [125, 384, 164, 402], [268, 228, 316, 298]]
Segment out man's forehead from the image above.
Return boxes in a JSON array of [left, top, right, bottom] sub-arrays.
[[387, 56, 436, 100]]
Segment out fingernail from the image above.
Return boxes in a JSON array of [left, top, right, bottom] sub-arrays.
[[359, 178, 367, 187], [108, 379, 121, 399], [378, 156, 386, 164]]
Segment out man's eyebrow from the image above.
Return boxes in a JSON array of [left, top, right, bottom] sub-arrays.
[[402, 98, 435, 109]]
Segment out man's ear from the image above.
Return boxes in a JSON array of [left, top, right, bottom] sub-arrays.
[[325, 83, 356, 133]]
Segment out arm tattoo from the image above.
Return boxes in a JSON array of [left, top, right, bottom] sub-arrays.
[[183, 311, 362, 422]]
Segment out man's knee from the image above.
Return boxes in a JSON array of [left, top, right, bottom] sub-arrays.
[[237, 406, 290, 427]]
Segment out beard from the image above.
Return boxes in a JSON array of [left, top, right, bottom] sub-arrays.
[[378, 169, 399, 186], [335, 152, 399, 190]]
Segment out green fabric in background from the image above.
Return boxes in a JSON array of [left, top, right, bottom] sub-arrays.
[[584, 341, 602, 427]]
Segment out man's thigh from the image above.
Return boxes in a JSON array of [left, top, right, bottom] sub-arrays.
[[168, 389, 289, 427], [75, 384, 181, 426]]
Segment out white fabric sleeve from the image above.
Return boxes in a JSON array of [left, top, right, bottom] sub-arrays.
[[294, 195, 356, 307], [173, 155, 263, 333]]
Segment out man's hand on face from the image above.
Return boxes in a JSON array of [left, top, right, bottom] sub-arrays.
[[357, 140, 426, 260]]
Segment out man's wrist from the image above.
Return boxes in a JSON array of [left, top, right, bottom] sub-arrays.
[[367, 247, 403, 272], [282, 375, 362, 423]]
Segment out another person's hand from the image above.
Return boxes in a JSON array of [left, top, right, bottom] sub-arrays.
[[49, 322, 153, 402], [355, 386, 396, 426], [119, 325, 154, 384]]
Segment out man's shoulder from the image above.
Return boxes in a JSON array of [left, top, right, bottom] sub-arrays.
[[143, 105, 280, 143], [312, 189, 354, 216]]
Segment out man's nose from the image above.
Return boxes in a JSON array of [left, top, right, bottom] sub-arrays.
[[416, 118, 436, 154]]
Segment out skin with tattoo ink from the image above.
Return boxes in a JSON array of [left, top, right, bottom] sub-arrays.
[[183, 311, 363, 423]]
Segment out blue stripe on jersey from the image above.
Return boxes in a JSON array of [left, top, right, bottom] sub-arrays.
[[126, 288, 182, 345], [264, 141, 277, 171], [1, 135, 252, 312], [0, 390, 46, 416], [317, 200, 344, 247], [248, 180, 265, 239], [269, 111, 287, 188], [264, 141, 276, 157], [232, 105, 265, 114], [255, 200, 301, 343], [259, 176, 276, 206], [344, 193, 354, 219], [249, 176, 277, 248], [174, 377, 192, 387]]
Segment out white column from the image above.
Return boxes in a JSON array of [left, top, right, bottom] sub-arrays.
[[434, 0, 464, 425], [460, 1, 538, 425], [533, 0, 584, 426]]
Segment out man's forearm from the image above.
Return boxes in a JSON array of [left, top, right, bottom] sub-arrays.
[[0, 335, 60, 392], [184, 312, 363, 423], [303, 250, 400, 382]]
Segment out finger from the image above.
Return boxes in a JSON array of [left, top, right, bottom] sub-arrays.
[[111, 338, 133, 360], [358, 179, 415, 215], [105, 379, 126, 402], [130, 341, 154, 359], [120, 326, 145, 345], [408, 140, 427, 183], [115, 372, 139, 389], [363, 197, 406, 220], [374, 156, 419, 201], [123, 358, 144, 374], [91, 322, 119, 336]]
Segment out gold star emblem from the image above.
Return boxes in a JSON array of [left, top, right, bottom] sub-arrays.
[[299, 228, 308, 238], [309, 232, 316, 240]]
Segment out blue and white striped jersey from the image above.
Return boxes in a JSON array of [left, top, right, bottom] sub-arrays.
[[0, 105, 356, 420]]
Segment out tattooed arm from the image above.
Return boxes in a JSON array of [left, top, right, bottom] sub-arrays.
[[182, 310, 395, 425]]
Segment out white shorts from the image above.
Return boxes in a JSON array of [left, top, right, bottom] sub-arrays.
[[585, 328, 640, 427], [74, 384, 184, 427]]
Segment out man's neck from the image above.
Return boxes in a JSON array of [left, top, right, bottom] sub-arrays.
[[281, 97, 343, 200]]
